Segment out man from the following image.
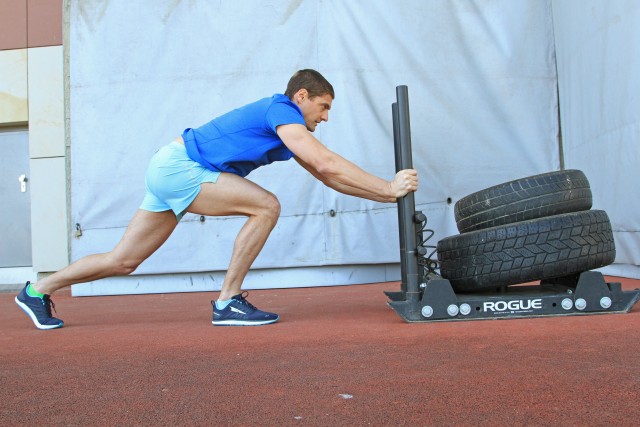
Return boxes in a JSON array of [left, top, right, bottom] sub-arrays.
[[15, 69, 418, 329]]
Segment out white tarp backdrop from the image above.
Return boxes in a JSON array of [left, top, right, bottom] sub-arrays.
[[67, 0, 636, 296], [552, 0, 640, 279]]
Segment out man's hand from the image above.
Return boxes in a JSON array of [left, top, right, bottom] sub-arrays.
[[389, 169, 418, 199]]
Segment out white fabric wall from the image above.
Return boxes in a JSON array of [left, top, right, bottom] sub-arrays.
[[552, 0, 640, 279], [69, 0, 559, 295]]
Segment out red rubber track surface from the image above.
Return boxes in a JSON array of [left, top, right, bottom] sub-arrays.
[[1, 277, 639, 426]]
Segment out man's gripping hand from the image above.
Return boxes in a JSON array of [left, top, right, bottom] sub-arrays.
[[389, 169, 418, 200]]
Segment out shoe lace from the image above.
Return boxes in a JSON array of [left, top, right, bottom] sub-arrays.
[[237, 291, 258, 311], [42, 295, 57, 317]]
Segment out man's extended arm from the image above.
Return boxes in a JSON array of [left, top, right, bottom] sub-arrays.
[[294, 156, 409, 203], [277, 124, 418, 202]]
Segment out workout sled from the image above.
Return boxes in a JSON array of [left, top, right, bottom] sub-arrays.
[[386, 85, 640, 322]]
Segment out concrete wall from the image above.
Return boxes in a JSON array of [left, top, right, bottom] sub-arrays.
[[0, 0, 67, 287]]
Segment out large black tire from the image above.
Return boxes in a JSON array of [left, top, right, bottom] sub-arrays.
[[454, 170, 592, 233], [437, 210, 616, 292]]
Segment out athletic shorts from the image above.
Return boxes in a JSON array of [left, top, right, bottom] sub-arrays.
[[140, 141, 221, 221]]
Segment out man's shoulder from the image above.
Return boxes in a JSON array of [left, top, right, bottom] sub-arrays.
[[216, 94, 303, 131], [235, 94, 297, 114], [265, 94, 302, 117], [269, 93, 293, 104]]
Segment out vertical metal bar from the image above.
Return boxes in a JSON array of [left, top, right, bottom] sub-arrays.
[[392, 102, 407, 295], [395, 85, 420, 301]]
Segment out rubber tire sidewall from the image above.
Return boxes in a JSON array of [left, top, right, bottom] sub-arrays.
[[437, 210, 616, 292], [454, 169, 592, 233]]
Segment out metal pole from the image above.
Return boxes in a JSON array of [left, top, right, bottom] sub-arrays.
[[395, 86, 420, 301], [392, 102, 407, 295]]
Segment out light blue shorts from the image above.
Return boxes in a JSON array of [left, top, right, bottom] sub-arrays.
[[140, 141, 221, 221]]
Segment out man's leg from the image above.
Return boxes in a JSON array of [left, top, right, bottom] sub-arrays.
[[186, 173, 281, 300], [16, 209, 177, 329], [34, 209, 178, 295]]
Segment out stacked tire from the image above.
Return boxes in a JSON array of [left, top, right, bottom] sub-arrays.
[[436, 170, 616, 292]]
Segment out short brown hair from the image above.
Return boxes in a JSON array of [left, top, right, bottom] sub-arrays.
[[284, 69, 335, 100]]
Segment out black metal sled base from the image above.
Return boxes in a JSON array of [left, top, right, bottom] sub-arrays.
[[387, 271, 640, 323]]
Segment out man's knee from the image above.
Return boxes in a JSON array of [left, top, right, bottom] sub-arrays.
[[109, 255, 142, 276], [261, 193, 281, 221]]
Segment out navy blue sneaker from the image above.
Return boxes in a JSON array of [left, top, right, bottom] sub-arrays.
[[212, 292, 279, 326], [15, 282, 64, 330]]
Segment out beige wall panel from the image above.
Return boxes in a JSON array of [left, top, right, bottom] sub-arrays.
[[0, 49, 28, 124], [27, 45, 65, 158], [30, 157, 68, 271]]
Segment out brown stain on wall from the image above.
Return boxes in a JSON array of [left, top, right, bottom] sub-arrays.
[[0, 91, 28, 123]]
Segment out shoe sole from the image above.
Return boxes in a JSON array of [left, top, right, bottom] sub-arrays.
[[212, 317, 279, 326], [14, 297, 64, 330]]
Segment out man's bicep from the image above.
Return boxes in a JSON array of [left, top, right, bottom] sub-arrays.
[[277, 124, 326, 163]]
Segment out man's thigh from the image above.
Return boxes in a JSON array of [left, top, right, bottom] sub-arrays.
[[112, 209, 178, 262], [186, 173, 277, 217]]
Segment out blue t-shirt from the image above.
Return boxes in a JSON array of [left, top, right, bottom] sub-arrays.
[[182, 94, 306, 177]]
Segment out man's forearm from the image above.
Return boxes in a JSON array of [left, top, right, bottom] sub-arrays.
[[324, 177, 396, 203], [295, 156, 395, 202], [318, 153, 394, 200]]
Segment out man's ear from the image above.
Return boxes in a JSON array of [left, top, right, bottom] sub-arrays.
[[294, 88, 309, 104]]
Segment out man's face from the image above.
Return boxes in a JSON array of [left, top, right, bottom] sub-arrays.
[[298, 93, 333, 132]]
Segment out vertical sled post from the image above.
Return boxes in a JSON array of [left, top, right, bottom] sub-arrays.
[[394, 86, 420, 303], [392, 103, 407, 296]]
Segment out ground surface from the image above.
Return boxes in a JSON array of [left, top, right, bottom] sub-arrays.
[[1, 278, 639, 426]]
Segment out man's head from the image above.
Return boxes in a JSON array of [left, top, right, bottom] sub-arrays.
[[285, 69, 334, 132]]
